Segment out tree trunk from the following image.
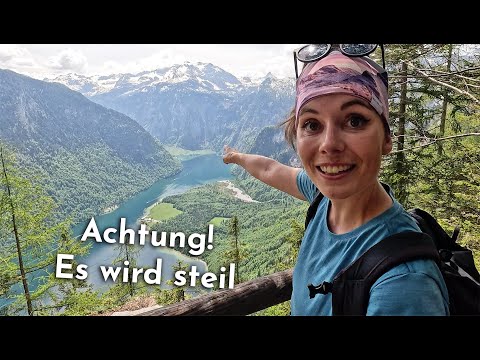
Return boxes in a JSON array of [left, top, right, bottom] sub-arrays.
[[125, 244, 134, 297], [230, 216, 240, 284], [438, 44, 453, 155], [1, 147, 33, 315], [395, 62, 408, 205]]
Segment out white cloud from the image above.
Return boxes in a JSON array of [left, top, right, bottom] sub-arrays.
[[48, 48, 88, 73], [0, 44, 36, 67], [102, 60, 125, 75], [1, 44, 304, 80], [89, 44, 301, 79], [235, 44, 300, 79]]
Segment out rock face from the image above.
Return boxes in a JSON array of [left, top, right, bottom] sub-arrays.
[[0, 68, 180, 220], [49, 62, 297, 152]]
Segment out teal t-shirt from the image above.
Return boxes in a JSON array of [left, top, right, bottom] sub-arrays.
[[292, 170, 450, 316]]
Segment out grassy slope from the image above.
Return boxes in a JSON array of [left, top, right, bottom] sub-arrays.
[[149, 203, 183, 221]]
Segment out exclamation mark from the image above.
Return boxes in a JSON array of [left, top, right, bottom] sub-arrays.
[[207, 224, 214, 250]]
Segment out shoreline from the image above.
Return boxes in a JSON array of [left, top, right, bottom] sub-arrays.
[[218, 180, 259, 203], [102, 204, 119, 214], [164, 145, 216, 162], [137, 220, 209, 273], [158, 246, 209, 272]]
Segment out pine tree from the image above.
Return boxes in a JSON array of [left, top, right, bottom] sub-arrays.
[[113, 242, 140, 298], [45, 230, 100, 316], [155, 260, 190, 305], [0, 144, 92, 315], [224, 216, 248, 284], [381, 44, 480, 267]]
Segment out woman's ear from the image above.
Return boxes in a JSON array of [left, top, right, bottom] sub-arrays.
[[382, 133, 393, 155]]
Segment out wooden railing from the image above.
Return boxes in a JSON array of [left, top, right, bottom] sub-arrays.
[[135, 269, 293, 316]]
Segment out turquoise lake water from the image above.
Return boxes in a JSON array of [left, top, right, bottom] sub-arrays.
[[72, 154, 233, 291]]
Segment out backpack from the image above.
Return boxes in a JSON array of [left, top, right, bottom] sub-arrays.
[[304, 186, 480, 316]]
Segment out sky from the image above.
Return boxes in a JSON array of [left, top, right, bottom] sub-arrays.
[[0, 44, 302, 80]]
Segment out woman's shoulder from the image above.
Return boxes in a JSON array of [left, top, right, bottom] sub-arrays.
[[371, 257, 447, 305], [376, 257, 442, 282], [296, 169, 318, 203], [367, 257, 449, 315], [384, 199, 422, 234]]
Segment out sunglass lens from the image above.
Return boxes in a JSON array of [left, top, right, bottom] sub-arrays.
[[341, 44, 377, 56], [298, 44, 329, 62]]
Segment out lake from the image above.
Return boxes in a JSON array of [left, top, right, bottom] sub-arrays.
[[72, 154, 233, 292]]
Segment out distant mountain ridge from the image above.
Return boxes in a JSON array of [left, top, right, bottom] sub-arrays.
[[48, 62, 242, 97], [0, 68, 181, 221], [48, 62, 296, 152]]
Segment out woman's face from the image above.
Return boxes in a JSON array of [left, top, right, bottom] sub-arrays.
[[296, 93, 392, 200]]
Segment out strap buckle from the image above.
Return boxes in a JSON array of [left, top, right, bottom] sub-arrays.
[[307, 281, 333, 299]]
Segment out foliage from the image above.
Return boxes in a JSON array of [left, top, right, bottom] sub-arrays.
[[113, 242, 140, 298], [221, 216, 248, 284], [0, 144, 94, 315], [152, 180, 307, 283], [154, 260, 193, 306], [17, 143, 181, 223], [381, 44, 480, 268], [209, 217, 230, 227]]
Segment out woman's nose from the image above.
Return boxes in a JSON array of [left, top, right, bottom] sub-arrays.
[[318, 125, 345, 154]]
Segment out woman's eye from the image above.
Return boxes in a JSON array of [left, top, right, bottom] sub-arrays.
[[303, 120, 320, 132], [348, 115, 368, 128]]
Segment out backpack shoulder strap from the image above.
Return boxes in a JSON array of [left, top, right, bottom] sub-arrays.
[[331, 231, 440, 315], [304, 189, 324, 230], [409, 208, 461, 250]]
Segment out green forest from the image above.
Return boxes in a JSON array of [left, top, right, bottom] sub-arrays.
[[0, 44, 479, 316], [380, 45, 479, 260], [23, 143, 181, 221]]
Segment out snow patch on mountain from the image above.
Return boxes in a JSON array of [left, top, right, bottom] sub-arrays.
[[48, 61, 293, 98]]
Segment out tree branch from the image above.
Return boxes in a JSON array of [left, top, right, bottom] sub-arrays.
[[402, 60, 480, 104], [390, 66, 480, 79], [388, 133, 480, 154]]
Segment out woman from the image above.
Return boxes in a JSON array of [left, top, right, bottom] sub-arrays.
[[223, 46, 449, 315]]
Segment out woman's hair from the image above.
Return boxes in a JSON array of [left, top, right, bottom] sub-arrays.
[[280, 107, 297, 151]]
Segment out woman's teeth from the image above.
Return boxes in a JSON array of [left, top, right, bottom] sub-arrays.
[[318, 165, 354, 175]]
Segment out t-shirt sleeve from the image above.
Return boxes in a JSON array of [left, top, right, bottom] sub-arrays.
[[366, 265, 449, 316], [296, 169, 320, 203]]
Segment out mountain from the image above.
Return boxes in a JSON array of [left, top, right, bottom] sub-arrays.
[[45, 73, 122, 97], [232, 124, 301, 200], [0, 69, 181, 221], [49, 62, 296, 152], [247, 125, 299, 166]]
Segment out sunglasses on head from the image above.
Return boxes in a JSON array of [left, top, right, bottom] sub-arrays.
[[293, 44, 386, 79]]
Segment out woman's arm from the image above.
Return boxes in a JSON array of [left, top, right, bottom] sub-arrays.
[[223, 145, 306, 201]]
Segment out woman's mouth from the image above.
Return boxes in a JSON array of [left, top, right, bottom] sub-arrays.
[[316, 164, 355, 178]]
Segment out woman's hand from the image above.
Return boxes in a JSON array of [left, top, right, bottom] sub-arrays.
[[221, 144, 305, 200], [223, 145, 240, 164]]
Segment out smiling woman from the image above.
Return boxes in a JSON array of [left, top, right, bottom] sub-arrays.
[[295, 95, 391, 207], [222, 45, 450, 316]]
